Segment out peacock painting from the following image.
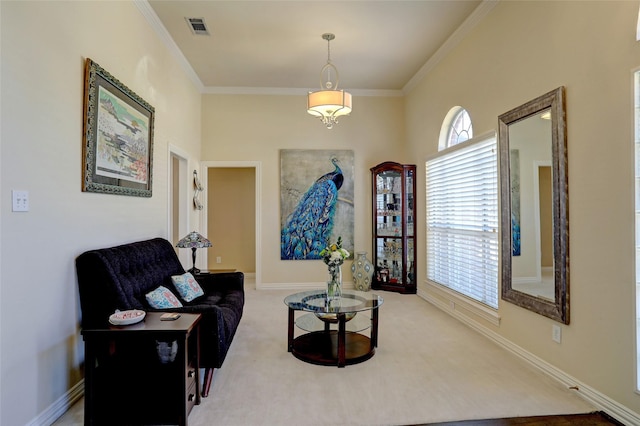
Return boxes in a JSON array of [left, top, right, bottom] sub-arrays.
[[280, 150, 354, 260]]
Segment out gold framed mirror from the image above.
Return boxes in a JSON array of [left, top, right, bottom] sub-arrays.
[[498, 87, 569, 324]]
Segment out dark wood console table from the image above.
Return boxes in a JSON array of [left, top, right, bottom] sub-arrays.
[[82, 312, 201, 426]]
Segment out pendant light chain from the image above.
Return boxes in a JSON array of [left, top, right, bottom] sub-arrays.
[[323, 33, 335, 90]]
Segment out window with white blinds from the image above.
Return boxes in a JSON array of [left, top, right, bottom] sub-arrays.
[[426, 134, 499, 308]]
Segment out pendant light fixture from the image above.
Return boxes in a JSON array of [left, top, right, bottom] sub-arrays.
[[307, 33, 352, 129]]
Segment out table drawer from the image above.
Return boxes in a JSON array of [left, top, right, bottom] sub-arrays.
[[187, 381, 198, 414], [186, 364, 197, 388]]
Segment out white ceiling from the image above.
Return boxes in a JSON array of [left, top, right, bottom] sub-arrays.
[[143, 0, 491, 95]]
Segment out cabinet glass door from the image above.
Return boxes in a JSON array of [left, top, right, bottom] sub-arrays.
[[406, 169, 414, 237], [375, 237, 403, 284], [406, 168, 415, 285], [375, 170, 402, 237]]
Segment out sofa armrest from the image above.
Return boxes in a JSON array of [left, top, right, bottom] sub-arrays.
[[180, 272, 244, 368]]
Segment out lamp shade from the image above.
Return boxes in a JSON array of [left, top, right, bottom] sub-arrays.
[[307, 90, 352, 117], [307, 90, 352, 129], [176, 231, 212, 249]]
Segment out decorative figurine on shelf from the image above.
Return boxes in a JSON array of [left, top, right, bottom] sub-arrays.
[[391, 260, 400, 284], [377, 260, 390, 283], [408, 261, 415, 284]]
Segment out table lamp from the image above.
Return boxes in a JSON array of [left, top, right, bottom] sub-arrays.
[[176, 231, 212, 274]]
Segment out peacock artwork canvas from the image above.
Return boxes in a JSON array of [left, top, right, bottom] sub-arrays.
[[280, 149, 354, 260]]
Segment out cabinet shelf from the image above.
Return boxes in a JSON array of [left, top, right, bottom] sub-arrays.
[[370, 162, 417, 294]]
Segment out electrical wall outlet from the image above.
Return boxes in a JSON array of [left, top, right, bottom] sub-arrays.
[[552, 324, 562, 343], [12, 190, 29, 212], [216, 256, 222, 264]]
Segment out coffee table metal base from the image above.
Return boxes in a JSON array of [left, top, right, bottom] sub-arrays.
[[291, 331, 375, 367]]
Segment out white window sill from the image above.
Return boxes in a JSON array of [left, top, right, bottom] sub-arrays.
[[419, 280, 501, 327]]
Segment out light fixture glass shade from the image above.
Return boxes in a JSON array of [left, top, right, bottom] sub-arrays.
[[308, 33, 352, 129], [176, 231, 212, 249], [307, 90, 352, 129]]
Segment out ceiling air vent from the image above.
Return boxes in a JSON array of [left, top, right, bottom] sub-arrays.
[[185, 17, 210, 36]]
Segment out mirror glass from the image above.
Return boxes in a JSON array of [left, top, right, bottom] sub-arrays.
[[498, 87, 569, 324]]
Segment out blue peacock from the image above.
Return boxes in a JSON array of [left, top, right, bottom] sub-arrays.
[[281, 157, 344, 260]]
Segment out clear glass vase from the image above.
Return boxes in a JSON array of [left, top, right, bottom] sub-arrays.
[[326, 265, 342, 302]]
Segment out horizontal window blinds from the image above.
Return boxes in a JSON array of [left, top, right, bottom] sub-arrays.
[[426, 135, 499, 308]]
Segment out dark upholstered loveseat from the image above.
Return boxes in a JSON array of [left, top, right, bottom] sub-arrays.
[[76, 237, 244, 396]]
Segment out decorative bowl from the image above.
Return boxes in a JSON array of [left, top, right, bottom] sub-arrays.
[[314, 312, 356, 323]]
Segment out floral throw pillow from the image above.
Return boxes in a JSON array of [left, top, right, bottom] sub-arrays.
[[171, 272, 204, 302], [145, 286, 183, 309]]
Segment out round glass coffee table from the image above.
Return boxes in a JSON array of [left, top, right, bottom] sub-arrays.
[[284, 290, 383, 367]]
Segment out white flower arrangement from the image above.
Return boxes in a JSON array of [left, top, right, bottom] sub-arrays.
[[320, 236, 350, 267]]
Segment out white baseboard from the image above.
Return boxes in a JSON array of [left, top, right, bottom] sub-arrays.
[[417, 290, 640, 425], [28, 380, 84, 426]]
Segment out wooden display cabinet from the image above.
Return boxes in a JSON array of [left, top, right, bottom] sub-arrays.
[[370, 162, 416, 294]]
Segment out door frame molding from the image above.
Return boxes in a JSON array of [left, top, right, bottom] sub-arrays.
[[201, 161, 262, 288], [168, 145, 191, 267]]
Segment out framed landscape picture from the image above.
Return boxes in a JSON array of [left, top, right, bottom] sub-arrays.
[[82, 58, 154, 197]]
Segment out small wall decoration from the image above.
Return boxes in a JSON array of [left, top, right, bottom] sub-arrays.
[[193, 170, 204, 210], [82, 58, 154, 197], [280, 149, 354, 260]]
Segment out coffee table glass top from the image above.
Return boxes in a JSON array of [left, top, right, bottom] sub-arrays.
[[284, 290, 383, 314]]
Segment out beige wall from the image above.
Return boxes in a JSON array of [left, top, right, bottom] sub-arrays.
[[201, 94, 406, 285], [406, 0, 640, 416], [207, 168, 256, 272], [0, 2, 202, 425]]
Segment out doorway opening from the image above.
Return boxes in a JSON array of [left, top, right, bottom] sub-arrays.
[[201, 161, 261, 288]]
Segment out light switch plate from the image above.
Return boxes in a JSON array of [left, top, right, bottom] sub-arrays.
[[12, 190, 29, 212]]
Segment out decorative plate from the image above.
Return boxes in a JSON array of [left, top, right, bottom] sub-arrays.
[[109, 309, 146, 326]]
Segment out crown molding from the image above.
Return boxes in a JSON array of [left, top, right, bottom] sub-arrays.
[[134, 0, 204, 92], [202, 86, 403, 97]]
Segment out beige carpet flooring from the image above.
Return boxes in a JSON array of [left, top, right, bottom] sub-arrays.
[[54, 286, 595, 426]]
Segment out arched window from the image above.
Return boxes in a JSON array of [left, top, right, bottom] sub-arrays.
[[439, 107, 473, 150], [428, 107, 498, 310]]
